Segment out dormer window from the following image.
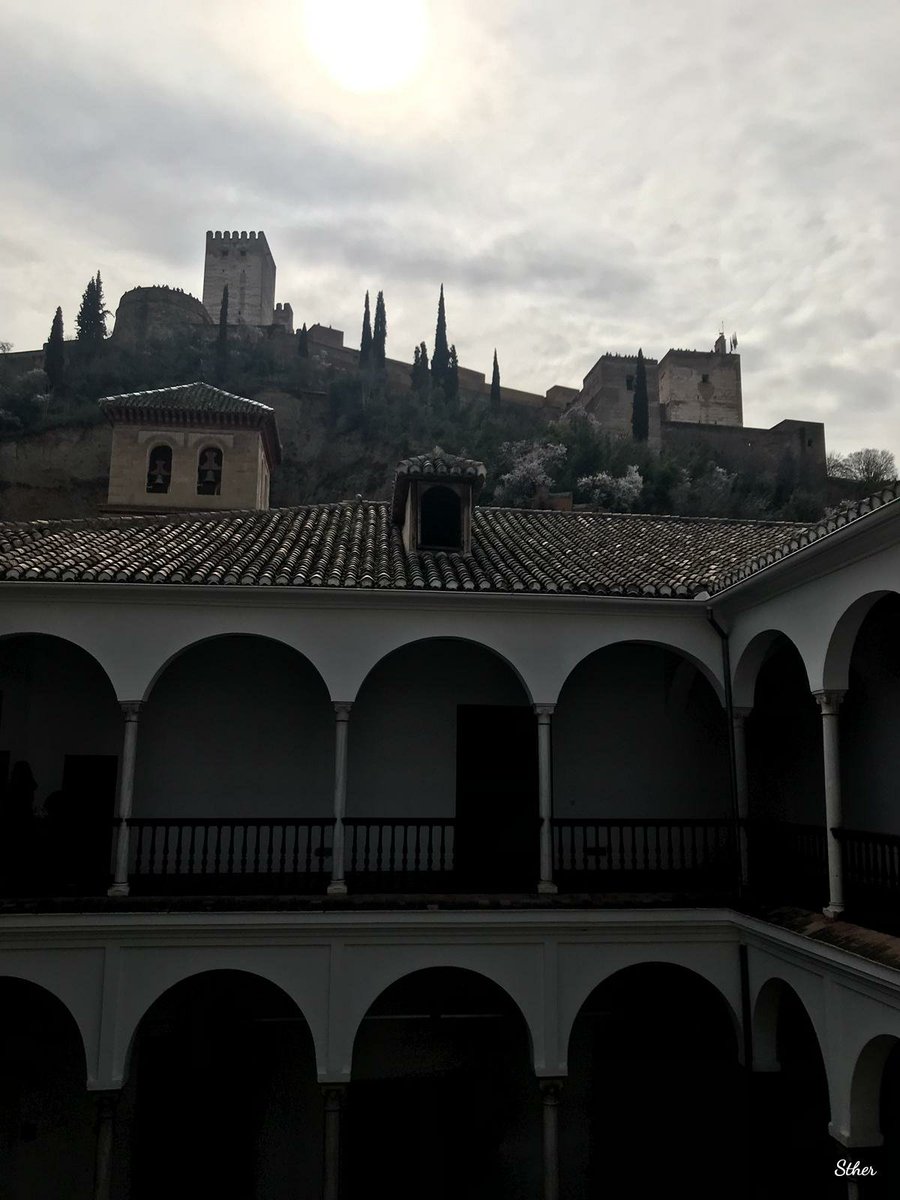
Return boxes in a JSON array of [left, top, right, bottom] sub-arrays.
[[420, 485, 463, 550], [146, 446, 172, 494], [197, 446, 223, 495]]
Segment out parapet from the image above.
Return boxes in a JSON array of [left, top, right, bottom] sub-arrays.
[[205, 230, 273, 256]]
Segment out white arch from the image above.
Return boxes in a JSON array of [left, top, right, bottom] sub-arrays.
[[0, 971, 91, 1086], [0, 629, 118, 703], [557, 638, 726, 707], [731, 629, 811, 710], [352, 633, 534, 705], [822, 591, 897, 694], [751, 976, 828, 1083], [844, 1034, 899, 1148]]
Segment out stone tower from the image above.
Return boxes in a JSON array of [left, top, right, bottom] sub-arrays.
[[202, 230, 276, 326]]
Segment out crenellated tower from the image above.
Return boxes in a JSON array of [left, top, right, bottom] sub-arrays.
[[202, 230, 276, 327]]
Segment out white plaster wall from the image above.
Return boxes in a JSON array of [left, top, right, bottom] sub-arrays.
[[347, 639, 528, 819], [134, 636, 333, 818], [553, 644, 730, 817]]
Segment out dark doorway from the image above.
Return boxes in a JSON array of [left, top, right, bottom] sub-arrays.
[[455, 705, 537, 891], [48, 754, 119, 891]]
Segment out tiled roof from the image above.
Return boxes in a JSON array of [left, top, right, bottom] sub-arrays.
[[98, 382, 282, 465], [391, 447, 486, 522], [0, 503, 807, 595], [712, 484, 900, 590]]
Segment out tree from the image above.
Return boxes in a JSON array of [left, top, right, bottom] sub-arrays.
[[827, 448, 897, 492], [360, 291, 373, 368], [431, 284, 450, 386], [75, 271, 109, 343], [490, 349, 501, 406], [44, 307, 66, 390], [494, 440, 568, 507], [298, 322, 309, 358], [411, 342, 430, 394], [578, 465, 643, 512], [631, 348, 648, 442], [373, 290, 387, 368], [446, 344, 459, 406], [215, 286, 229, 383]]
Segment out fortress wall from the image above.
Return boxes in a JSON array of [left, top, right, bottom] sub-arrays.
[[662, 418, 827, 475], [203, 231, 276, 326], [658, 350, 742, 426]]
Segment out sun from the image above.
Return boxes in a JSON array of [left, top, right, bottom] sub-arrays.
[[303, 0, 429, 94]]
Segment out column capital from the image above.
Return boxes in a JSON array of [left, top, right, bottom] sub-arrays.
[[333, 702, 352, 721], [539, 1078, 564, 1103], [119, 701, 143, 721], [814, 690, 846, 716], [534, 704, 555, 720], [322, 1083, 347, 1110]]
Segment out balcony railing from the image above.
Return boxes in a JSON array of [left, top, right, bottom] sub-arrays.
[[743, 819, 828, 908], [835, 827, 900, 908], [345, 819, 456, 882], [125, 818, 334, 894], [552, 818, 738, 890]]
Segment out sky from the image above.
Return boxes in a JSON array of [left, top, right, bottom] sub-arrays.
[[1, 0, 898, 457]]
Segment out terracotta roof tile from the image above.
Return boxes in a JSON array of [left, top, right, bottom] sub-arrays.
[[0, 503, 811, 598]]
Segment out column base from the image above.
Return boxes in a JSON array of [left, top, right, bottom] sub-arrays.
[[823, 903, 845, 920], [327, 881, 348, 896], [107, 883, 130, 898], [538, 880, 558, 895]]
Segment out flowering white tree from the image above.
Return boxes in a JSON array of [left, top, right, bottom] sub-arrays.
[[577, 464, 643, 511], [494, 441, 568, 507]]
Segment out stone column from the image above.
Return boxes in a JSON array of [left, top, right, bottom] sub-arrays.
[[327, 704, 352, 896], [535, 705, 557, 894], [322, 1084, 346, 1200], [93, 1090, 118, 1200], [540, 1079, 563, 1200], [733, 707, 752, 885], [815, 691, 846, 919], [108, 702, 142, 897]]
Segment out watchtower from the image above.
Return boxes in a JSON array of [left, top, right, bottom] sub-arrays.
[[202, 230, 276, 327]]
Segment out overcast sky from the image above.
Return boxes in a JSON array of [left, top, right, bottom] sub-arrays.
[[1, 0, 898, 456]]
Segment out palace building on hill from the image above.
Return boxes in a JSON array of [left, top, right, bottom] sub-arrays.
[[0, 382, 899, 1198]]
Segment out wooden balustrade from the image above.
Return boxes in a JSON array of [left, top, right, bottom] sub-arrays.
[[552, 818, 738, 889], [344, 819, 456, 890], [835, 827, 900, 906]]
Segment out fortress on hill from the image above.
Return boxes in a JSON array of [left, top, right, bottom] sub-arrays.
[[107, 229, 826, 473]]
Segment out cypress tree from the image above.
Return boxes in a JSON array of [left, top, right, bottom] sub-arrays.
[[75, 271, 108, 343], [631, 348, 649, 442], [446, 344, 459, 406], [44, 307, 65, 391], [490, 349, 501, 406], [215, 286, 229, 383], [373, 290, 387, 368], [360, 291, 373, 368], [298, 322, 309, 358], [411, 342, 430, 394], [411, 344, 420, 388], [431, 284, 449, 385]]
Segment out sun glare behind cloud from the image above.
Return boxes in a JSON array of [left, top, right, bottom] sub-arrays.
[[302, 0, 429, 94]]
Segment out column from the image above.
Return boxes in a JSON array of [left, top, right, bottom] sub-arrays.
[[108, 701, 142, 897], [327, 703, 352, 896], [93, 1090, 118, 1200], [815, 691, 846, 918], [535, 705, 556, 894], [733, 706, 752, 886], [540, 1079, 563, 1200], [322, 1084, 346, 1200]]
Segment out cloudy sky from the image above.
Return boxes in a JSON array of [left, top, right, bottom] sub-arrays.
[[1, 0, 898, 455]]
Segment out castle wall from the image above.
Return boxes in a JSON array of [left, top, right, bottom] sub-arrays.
[[203, 231, 276, 327], [112, 287, 212, 346], [658, 349, 742, 426], [662, 418, 827, 475], [106, 424, 270, 511], [574, 355, 661, 448]]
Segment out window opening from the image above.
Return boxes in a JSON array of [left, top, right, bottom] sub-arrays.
[[146, 445, 172, 494], [420, 485, 462, 549], [197, 446, 223, 496]]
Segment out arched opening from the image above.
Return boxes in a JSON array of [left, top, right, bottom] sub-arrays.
[[744, 634, 825, 906], [348, 967, 539, 1200], [562, 963, 742, 1199], [349, 639, 535, 891], [419, 485, 462, 549], [0, 977, 94, 1197], [124, 970, 320, 1200], [145, 444, 172, 493], [0, 634, 121, 896], [750, 979, 837, 1198], [552, 643, 731, 892], [196, 445, 223, 495], [836, 595, 900, 920], [134, 636, 334, 894]]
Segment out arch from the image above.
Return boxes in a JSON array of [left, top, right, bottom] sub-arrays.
[[732, 628, 811, 710], [354, 634, 534, 706], [196, 443, 223, 495], [0, 974, 89, 1084], [848, 1035, 899, 1147], [145, 443, 173, 494], [0, 630, 118, 702], [558, 638, 726, 707], [823, 590, 898, 694], [752, 976, 828, 1084], [141, 631, 331, 705]]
